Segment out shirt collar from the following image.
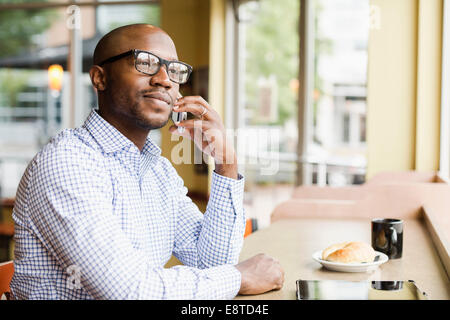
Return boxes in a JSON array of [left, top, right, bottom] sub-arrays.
[[83, 109, 161, 158], [141, 135, 162, 158]]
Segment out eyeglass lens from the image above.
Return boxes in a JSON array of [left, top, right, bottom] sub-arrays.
[[135, 51, 190, 84]]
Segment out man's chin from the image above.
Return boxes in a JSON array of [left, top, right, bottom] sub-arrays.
[[131, 103, 172, 130], [134, 116, 170, 130]]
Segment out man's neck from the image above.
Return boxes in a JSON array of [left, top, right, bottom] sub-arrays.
[[97, 108, 149, 152]]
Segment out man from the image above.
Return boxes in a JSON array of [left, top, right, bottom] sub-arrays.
[[10, 24, 284, 299]]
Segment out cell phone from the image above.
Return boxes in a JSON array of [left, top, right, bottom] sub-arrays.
[[296, 279, 428, 300], [172, 92, 187, 133]]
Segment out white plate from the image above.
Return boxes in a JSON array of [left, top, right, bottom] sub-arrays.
[[312, 250, 389, 273]]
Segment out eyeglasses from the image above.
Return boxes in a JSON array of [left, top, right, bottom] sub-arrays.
[[98, 49, 193, 84]]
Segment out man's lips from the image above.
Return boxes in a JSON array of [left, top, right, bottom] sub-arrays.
[[142, 92, 172, 105]]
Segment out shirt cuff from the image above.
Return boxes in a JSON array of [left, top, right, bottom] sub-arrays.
[[208, 171, 245, 222], [202, 264, 241, 299]]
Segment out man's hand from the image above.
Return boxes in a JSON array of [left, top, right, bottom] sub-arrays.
[[168, 95, 237, 179], [235, 253, 285, 295]]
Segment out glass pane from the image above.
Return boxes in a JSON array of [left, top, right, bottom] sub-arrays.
[[0, 7, 64, 199], [442, 1, 450, 180], [97, 2, 160, 33], [0, 3, 161, 200], [312, 0, 369, 186], [239, 0, 299, 228]]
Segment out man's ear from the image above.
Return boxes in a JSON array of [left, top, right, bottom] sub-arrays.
[[89, 65, 107, 91]]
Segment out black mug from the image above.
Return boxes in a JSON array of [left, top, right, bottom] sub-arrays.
[[371, 281, 403, 291], [371, 218, 403, 259]]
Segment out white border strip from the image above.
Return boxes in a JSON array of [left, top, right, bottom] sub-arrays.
[[440, 0, 450, 179]]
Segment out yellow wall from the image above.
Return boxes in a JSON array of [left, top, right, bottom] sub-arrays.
[[367, 0, 443, 179], [207, 0, 227, 192], [161, 0, 210, 67], [160, 0, 210, 197], [208, 0, 226, 120], [160, 0, 213, 267], [415, 0, 443, 171]]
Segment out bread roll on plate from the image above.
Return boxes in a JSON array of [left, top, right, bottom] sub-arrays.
[[322, 241, 376, 263]]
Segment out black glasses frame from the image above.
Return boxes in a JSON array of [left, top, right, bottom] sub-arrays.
[[97, 49, 193, 84]]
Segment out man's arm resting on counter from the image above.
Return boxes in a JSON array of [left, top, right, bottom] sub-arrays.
[[170, 161, 285, 296], [26, 148, 241, 299]]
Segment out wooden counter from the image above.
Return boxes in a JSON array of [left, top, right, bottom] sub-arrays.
[[236, 218, 450, 300]]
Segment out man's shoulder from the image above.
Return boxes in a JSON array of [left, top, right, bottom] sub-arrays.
[[16, 127, 113, 202], [155, 155, 180, 177], [33, 127, 104, 170]]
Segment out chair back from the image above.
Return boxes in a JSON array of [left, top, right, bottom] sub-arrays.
[[0, 261, 14, 300]]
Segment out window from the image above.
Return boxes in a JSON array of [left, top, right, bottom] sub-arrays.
[[440, 0, 450, 180], [342, 113, 350, 143], [97, 2, 160, 33], [310, 0, 369, 186], [0, 1, 161, 199], [231, 0, 370, 227], [234, 0, 299, 228], [360, 114, 366, 143]]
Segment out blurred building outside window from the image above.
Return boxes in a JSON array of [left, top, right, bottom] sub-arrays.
[[0, 0, 373, 229], [0, 1, 160, 199], [311, 0, 368, 186], [235, 0, 299, 228], [236, 0, 369, 228], [440, 0, 450, 181]]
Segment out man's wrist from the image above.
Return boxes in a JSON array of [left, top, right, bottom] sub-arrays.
[[214, 156, 238, 180], [234, 264, 247, 294], [214, 164, 237, 180]]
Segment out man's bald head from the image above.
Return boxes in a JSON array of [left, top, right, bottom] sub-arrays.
[[89, 23, 180, 134], [93, 24, 176, 65]]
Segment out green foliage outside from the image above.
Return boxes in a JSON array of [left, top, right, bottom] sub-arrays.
[[0, 1, 57, 58], [0, 2, 160, 108], [100, 5, 160, 33], [243, 0, 299, 126], [313, 0, 333, 141], [143, 5, 160, 27], [243, 0, 332, 131], [0, 69, 33, 107], [0, 1, 57, 107]]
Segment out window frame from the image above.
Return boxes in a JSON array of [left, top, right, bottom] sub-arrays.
[[440, 0, 450, 179]]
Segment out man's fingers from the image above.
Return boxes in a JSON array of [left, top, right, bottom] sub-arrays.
[[173, 104, 208, 118], [168, 125, 194, 139], [279, 269, 285, 288], [174, 95, 213, 119], [175, 119, 197, 128], [236, 254, 286, 295], [175, 95, 209, 108], [176, 119, 211, 130], [272, 260, 284, 290]]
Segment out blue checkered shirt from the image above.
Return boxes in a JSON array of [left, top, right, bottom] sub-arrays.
[[10, 109, 245, 300]]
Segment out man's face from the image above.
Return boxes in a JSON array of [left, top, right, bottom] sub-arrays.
[[103, 31, 180, 130]]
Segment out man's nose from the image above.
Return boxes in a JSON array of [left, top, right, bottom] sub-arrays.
[[150, 65, 173, 89]]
